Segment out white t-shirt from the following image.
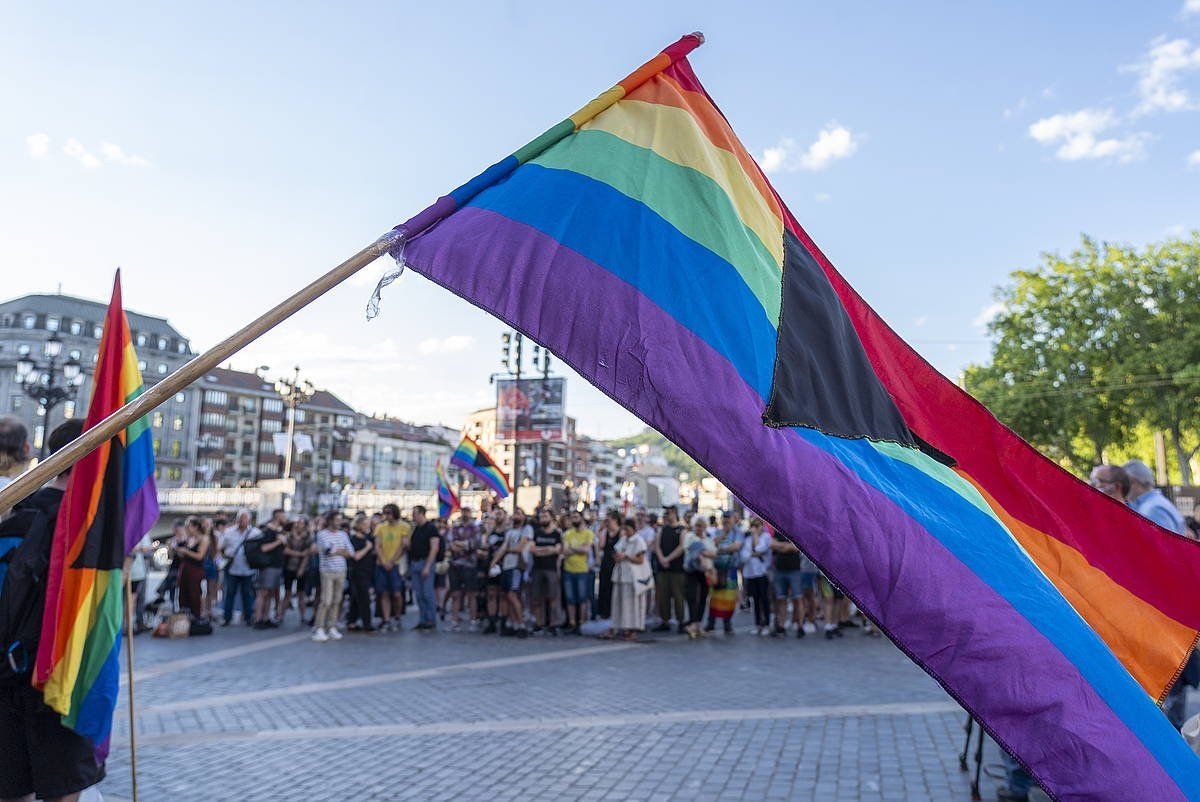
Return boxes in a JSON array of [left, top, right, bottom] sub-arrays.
[[740, 531, 772, 579], [501, 524, 532, 571], [220, 526, 259, 576], [316, 529, 353, 573]]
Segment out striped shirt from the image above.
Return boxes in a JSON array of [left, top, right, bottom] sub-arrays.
[[316, 528, 353, 573]]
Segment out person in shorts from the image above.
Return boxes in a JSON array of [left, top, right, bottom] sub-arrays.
[[0, 419, 110, 802], [561, 511, 595, 635], [479, 509, 508, 634], [373, 504, 409, 631], [529, 509, 563, 634], [282, 516, 314, 626], [253, 509, 288, 628], [770, 529, 807, 638], [490, 508, 532, 638], [446, 508, 480, 631]]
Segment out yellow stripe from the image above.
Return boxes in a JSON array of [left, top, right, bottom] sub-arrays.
[[42, 573, 103, 715], [569, 86, 625, 129], [584, 98, 784, 268]]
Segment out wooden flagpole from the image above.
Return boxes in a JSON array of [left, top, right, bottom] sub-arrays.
[[0, 231, 399, 517], [124, 570, 139, 802]]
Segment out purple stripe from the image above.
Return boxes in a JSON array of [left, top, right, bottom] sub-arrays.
[[124, 484, 159, 552], [405, 206, 1183, 802]]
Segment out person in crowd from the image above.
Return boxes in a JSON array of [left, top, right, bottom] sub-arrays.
[[219, 510, 258, 626], [478, 509, 508, 634], [770, 527, 807, 638], [606, 518, 650, 640], [253, 508, 288, 629], [446, 507, 480, 631], [741, 519, 772, 635], [373, 503, 409, 632], [0, 419, 114, 802], [529, 508, 563, 634], [682, 517, 717, 640], [407, 505, 441, 631], [147, 520, 186, 614], [0, 415, 30, 495], [313, 512, 353, 642], [492, 507, 532, 638], [561, 510, 595, 635], [820, 575, 849, 639], [1088, 463, 1131, 502], [201, 517, 221, 619], [175, 516, 210, 618], [705, 512, 741, 635], [595, 511, 620, 620], [652, 507, 687, 633], [282, 516, 314, 625], [127, 531, 155, 634], [347, 515, 377, 632], [1123, 459, 1186, 534]]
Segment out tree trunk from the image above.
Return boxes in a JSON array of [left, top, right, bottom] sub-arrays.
[[1169, 424, 1193, 485]]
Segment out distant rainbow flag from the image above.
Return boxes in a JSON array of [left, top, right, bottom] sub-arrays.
[[436, 461, 459, 518], [35, 271, 158, 758], [450, 435, 511, 498]]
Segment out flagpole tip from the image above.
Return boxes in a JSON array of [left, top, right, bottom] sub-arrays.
[[688, 31, 705, 44]]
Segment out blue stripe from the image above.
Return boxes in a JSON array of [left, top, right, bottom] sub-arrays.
[[794, 427, 1200, 798], [451, 155, 519, 207], [468, 163, 778, 399], [122, 430, 155, 501]]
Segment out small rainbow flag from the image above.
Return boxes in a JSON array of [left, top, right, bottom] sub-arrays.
[[35, 271, 158, 758], [450, 435, 511, 498], [436, 461, 459, 519]]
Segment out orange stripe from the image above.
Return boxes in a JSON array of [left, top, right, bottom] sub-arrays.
[[961, 471, 1196, 698], [617, 53, 670, 94], [627, 72, 783, 226]]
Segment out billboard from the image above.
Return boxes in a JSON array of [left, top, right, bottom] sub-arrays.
[[496, 377, 565, 442]]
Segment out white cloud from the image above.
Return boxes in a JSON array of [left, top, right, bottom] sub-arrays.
[[1188, 149, 1200, 168], [915, 315, 928, 327], [417, 334, 475, 355], [1028, 108, 1149, 162], [62, 138, 101, 168], [25, 133, 50, 158], [1184, 0, 1200, 16], [760, 123, 859, 174], [1124, 37, 1200, 115], [1002, 97, 1028, 119], [973, 301, 1007, 328], [99, 141, 150, 167], [814, 192, 832, 203]]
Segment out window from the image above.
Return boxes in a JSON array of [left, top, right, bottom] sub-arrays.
[[93, 325, 102, 339], [69, 320, 82, 335], [10, 395, 22, 412], [152, 438, 161, 456], [293, 410, 306, 424], [157, 363, 168, 375], [238, 397, 257, 413], [137, 360, 147, 372], [201, 412, 225, 427], [22, 314, 36, 329], [152, 412, 164, 428], [263, 398, 283, 413], [45, 317, 59, 332], [17, 343, 30, 356], [319, 415, 330, 425], [167, 467, 182, 481], [175, 392, 186, 403], [336, 415, 353, 427], [259, 462, 278, 478], [204, 390, 228, 406], [262, 419, 282, 433], [157, 337, 167, 350], [177, 341, 187, 354], [172, 415, 183, 431], [169, 440, 182, 458], [68, 349, 81, 360], [136, 333, 147, 347]]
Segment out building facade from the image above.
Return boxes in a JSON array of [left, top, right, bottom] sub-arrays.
[[350, 415, 452, 490], [463, 406, 588, 505], [0, 293, 195, 485]]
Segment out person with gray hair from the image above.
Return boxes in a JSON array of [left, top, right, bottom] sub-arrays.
[[0, 416, 30, 493], [1122, 459, 1185, 535], [1088, 464, 1131, 502]]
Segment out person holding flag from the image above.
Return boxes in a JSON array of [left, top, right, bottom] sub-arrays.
[[0, 271, 158, 802]]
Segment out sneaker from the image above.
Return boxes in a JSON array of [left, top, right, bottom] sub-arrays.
[[651, 623, 672, 633], [796, 626, 806, 639], [824, 625, 837, 640], [448, 621, 462, 632], [803, 622, 817, 635], [770, 626, 786, 638], [327, 627, 344, 640], [482, 620, 496, 635], [516, 627, 529, 639], [311, 628, 329, 642]]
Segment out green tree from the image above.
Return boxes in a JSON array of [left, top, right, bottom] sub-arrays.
[[607, 428, 711, 480]]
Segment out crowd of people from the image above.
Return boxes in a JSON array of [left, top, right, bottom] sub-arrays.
[[138, 502, 877, 645]]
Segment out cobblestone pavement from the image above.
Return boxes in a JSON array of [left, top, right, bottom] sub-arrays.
[[93, 608, 1050, 801]]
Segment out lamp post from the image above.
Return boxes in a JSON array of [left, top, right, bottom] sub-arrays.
[[500, 330, 524, 498], [15, 332, 85, 459], [274, 366, 314, 480]]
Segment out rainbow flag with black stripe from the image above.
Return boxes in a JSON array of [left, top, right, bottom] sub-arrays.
[[450, 435, 510, 499], [376, 33, 1200, 799], [436, 460, 459, 519], [35, 271, 158, 758]]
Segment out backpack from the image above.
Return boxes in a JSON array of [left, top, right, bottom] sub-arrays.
[[243, 533, 270, 570], [0, 488, 63, 681]]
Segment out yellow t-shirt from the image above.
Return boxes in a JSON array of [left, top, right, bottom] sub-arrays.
[[375, 521, 411, 570], [562, 528, 595, 574]]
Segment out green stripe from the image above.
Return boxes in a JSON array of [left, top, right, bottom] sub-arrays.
[[513, 119, 576, 164], [124, 384, 149, 441], [534, 129, 782, 325], [63, 569, 123, 728], [869, 441, 1004, 527]]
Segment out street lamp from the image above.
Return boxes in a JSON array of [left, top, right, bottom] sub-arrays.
[[275, 365, 315, 480], [14, 332, 85, 458]]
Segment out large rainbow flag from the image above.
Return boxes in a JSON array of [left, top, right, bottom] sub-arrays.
[[436, 460, 460, 519], [35, 271, 158, 757], [375, 34, 1200, 800], [450, 435, 511, 499]]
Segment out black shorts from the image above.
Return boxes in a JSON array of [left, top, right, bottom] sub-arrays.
[[449, 564, 479, 592], [0, 682, 106, 799]]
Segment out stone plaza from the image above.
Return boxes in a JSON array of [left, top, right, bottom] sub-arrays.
[[94, 608, 1060, 802]]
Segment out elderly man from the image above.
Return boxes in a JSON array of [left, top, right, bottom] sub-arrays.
[[220, 510, 260, 626], [1122, 459, 1185, 534], [1088, 464, 1131, 502]]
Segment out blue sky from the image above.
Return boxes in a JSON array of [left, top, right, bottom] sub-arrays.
[[3, 1, 1198, 438]]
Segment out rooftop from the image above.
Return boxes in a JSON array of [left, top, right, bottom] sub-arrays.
[[201, 366, 355, 413], [0, 292, 187, 342]]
